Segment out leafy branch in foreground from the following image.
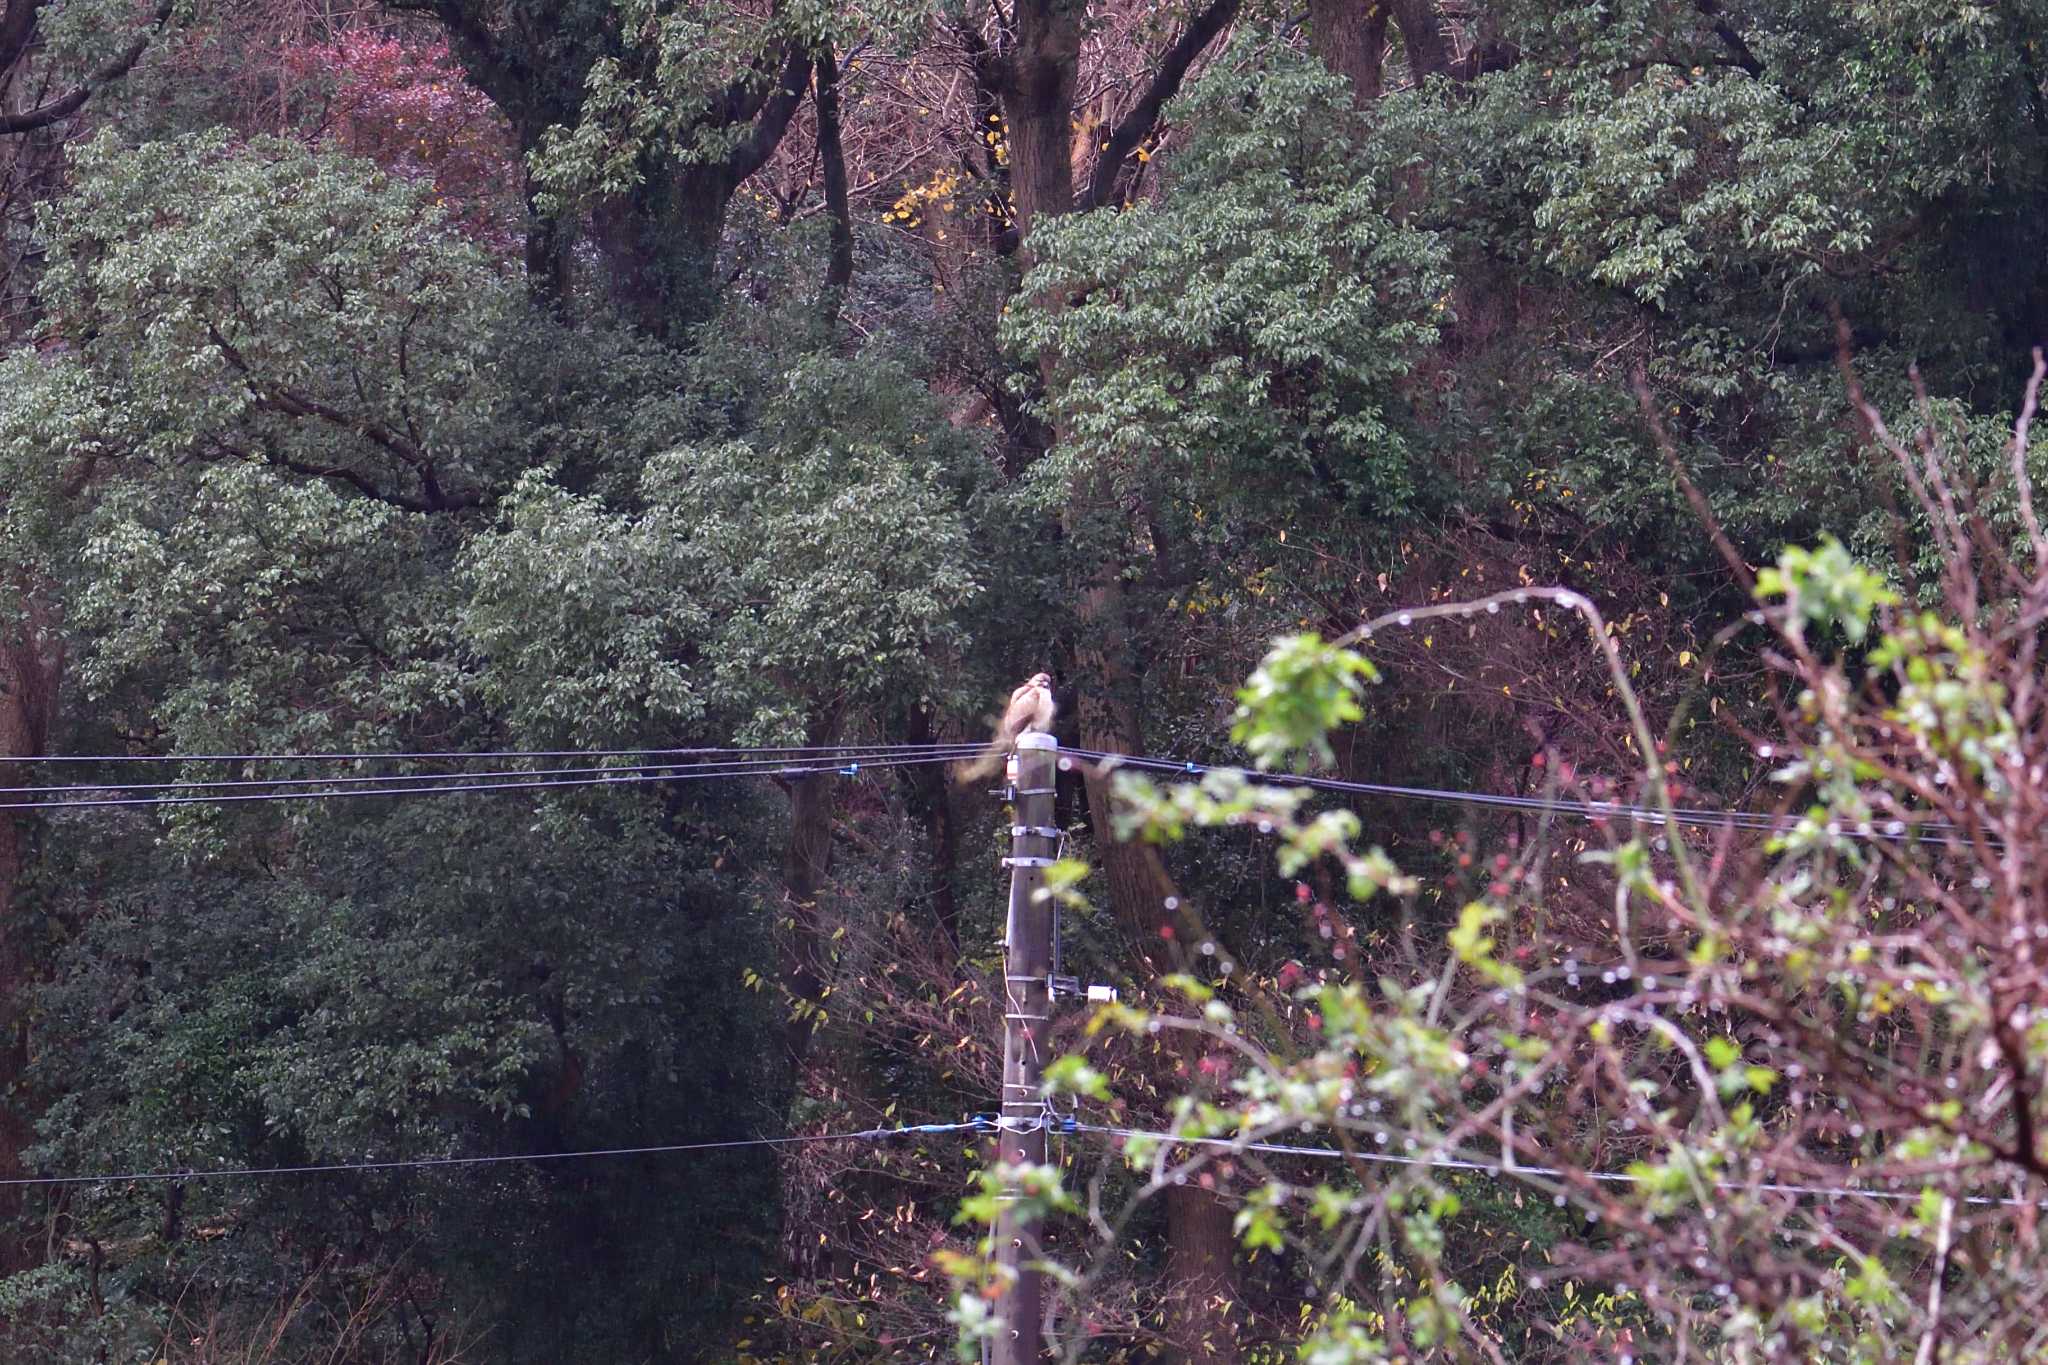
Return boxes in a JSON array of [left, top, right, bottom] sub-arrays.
[[949, 353, 2048, 1362]]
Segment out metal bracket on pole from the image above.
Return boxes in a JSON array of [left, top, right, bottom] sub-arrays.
[[1001, 856, 1056, 869]]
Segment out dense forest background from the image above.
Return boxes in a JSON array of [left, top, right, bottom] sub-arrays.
[[0, 0, 2045, 1359]]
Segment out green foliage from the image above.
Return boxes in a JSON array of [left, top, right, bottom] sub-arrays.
[[1230, 633, 1380, 773], [19, 0, 2048, 1358], [1008, 41, 1450, 537], [0, 131, 916, 1363], [34, 131, 523, 510], [1756, 535, 1899, 646], [464, 322, 992, 743]]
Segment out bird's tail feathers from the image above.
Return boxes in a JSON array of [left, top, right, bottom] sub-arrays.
[[952, 742, 1009, 786]]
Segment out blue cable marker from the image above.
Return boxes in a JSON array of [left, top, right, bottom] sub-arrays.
[[840, 763, 860, 776]]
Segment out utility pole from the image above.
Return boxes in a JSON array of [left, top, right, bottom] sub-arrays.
[[995, 730, 1058, 1365]]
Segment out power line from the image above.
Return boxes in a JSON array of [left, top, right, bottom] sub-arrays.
[[1071, 1123, 2043, 1210], [0, 747, 987, 798], [19, 742, 990, 765], [1064, 749, 1967, 845], [0, 1121, 992, 1189], [1066, 748, 1784, 829], [4, 738, 1977, 848], [0, 751, 976, 813]]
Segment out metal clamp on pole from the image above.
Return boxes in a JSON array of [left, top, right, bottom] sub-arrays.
[[1001, 856, 1057, 869]]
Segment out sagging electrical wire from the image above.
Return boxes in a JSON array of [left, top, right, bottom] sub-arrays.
[[0, 1119, 997, 1189], [0, 749, 985, 813], [23, 741, 996, 764], [0, 738, 1980, 845], [1062, 747, 1970, 845], [0, 746, 988, 797], [1072, 1122, 2044, 1210]]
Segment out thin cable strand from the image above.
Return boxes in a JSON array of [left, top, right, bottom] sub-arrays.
[[1065, 749, 1968, 844], [1074, 1123, 2042, 1209], [0, 747, 986, 798], [23, 742, 990, 765], [0, 752, 970, 812], [0, 1122, 989, 1188], [7, 741, 1977, 846]]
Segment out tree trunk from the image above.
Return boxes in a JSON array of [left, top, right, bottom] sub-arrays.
[[588, 167, 734, 339], [1164, 1182, 1243, 1364], [779, 712, 841, 1067], [1073, 568, 1244, 1365], [1389, 0, 1454, 82], [997, 0, 1083, 246], [815, 42, 855, 304], [1311, 0, 1390, 105], [993, 4, 1248, 1350], [0, 599, 59, 1274], [520, 134, 569, 304], [899, 705, 961, 957]]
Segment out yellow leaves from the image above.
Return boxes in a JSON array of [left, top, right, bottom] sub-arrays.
[[1678, 649, 1694, 667]]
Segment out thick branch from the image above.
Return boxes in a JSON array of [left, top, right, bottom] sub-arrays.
[[956, 19, 1016, 251], [0, 0, 174, 136], [0, 0, 39, 75], [1694, 0, 1764, 79], [726, 43, 813, 181], [417, 0, 524, 110], [1310, 0, 1391, 106], [268, 457, 448, 514], [206, 323, 482, 511], [1389, 0, 1453, 82], [815, 41, 853, 301], [1080, 0, 1241, 212]]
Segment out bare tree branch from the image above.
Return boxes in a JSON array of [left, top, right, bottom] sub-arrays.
[[1079, 0, 1240, 212], [815, 40, 854, 303], [1694, 0, 1764, 78], [0, 0, 175, 136], [728, 44, 815, 181]]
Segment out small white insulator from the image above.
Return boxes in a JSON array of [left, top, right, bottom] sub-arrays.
[[1086, 985, 1119, 1004]]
